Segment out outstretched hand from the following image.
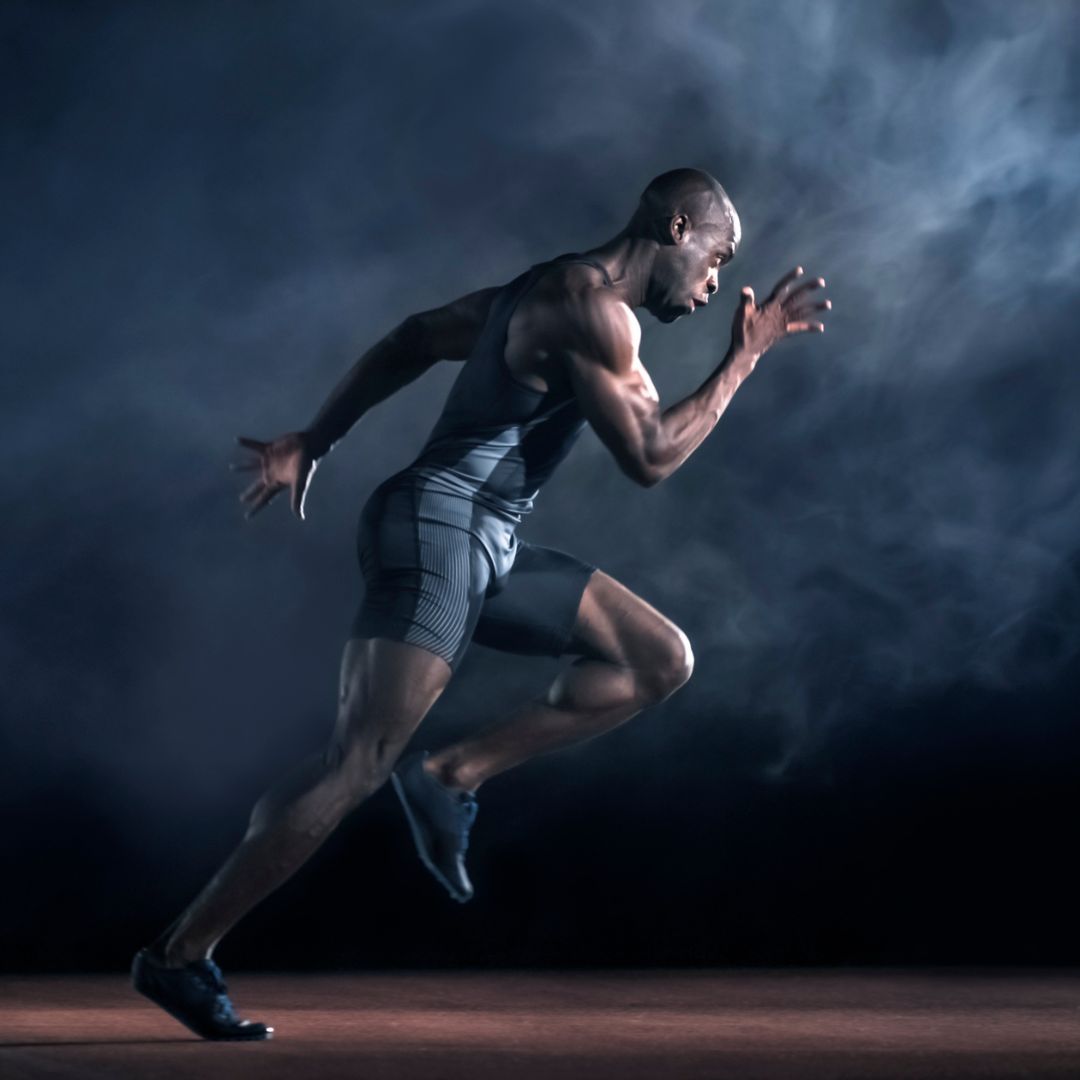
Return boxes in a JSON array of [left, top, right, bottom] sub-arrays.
[[231, 431, 318, 521], [729, 266, 832, 377]]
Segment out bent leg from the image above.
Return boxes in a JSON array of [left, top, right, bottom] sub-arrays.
[[154, 637, 451, 965], [427, 566, 693, 793]]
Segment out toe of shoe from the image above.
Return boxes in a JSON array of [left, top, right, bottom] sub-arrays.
[[447, 871, 474, 903], [219, 1020, 274, 1041]]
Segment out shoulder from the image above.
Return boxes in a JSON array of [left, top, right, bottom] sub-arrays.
[[537, 264, 640, 374]]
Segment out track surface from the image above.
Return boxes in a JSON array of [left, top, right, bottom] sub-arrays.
[[3, 969, 1080, 1078]]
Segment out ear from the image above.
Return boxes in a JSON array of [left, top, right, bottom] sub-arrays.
[[667, 213, 691, 245]]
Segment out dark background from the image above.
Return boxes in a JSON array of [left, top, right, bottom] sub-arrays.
[[4, 0, 1079, 972]]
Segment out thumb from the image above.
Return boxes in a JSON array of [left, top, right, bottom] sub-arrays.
[[741, 286, 755, 306], [291, 458, 318, 520], [291, 477, 308, 520]]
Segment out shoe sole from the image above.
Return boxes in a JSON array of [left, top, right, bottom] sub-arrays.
[[391, 770, 472, 903]]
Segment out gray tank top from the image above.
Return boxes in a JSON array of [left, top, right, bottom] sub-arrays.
[[391, 252, 613, 525]]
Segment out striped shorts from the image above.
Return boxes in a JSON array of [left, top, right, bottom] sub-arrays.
[[352, 479, 597, 673]]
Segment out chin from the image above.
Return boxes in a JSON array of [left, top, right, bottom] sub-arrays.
[[656, 305, 688, 324]]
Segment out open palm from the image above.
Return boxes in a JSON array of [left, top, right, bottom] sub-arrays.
[[231, 431, 317, 520], [730, 265, 831, 375]]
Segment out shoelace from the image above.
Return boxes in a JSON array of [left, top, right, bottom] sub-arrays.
[[197, 960, 243, 1025], [456, 794, 478, 851], [198, 959, 228, 997]]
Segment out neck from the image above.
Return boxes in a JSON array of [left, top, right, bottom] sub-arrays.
[[579, 230, 658, 310]]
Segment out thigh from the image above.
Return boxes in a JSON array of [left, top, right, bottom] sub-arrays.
[[337, 637, 454, 725], [471, 540, 597, 658], [563, 567, 692, 669], [332, 636, 454, 755], [352, 483, 491, 674]]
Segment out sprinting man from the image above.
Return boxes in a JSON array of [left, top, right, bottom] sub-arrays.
[[132, 167, 831, 1039]]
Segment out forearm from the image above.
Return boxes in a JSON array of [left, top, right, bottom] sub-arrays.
[[304, 318, 434, 458], [643, 347, 749, 485]]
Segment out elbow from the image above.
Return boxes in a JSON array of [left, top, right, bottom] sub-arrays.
[[634, 436, 670, 488], [604, 425, 668, 487], [633, 426, 672, 487], [627, 458, 664, 488]]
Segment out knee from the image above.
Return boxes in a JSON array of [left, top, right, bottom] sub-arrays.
[[638, 625, 694, 704], [325, 709, 411, 808], [332, 734, 402, 786]]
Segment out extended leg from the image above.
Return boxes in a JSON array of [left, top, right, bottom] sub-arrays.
[[151, 637, 451, 966], [425, 570, 693, 793]]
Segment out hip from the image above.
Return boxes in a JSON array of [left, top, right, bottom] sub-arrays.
[[359, 474, 520, 581]]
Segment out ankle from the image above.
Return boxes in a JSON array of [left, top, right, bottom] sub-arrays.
[[153, 938, 209, 969], [423, 753, 480, 794]]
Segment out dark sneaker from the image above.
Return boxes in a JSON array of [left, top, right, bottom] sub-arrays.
[[132, 947, 273, 1041], [391, 750, 478, 903]]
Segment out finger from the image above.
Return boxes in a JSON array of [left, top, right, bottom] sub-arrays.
[[741, 285, 755, 307], [244, 485, 281, 519], [239, 479, 265, 503], [229, 460, 262, 473], [244, 480, 285, 507], [236, 436, 267, 452], [789, 300, 831, 320], [786, 321, 826, 334], [765, 265, 803, 306], [240, 477, 283, 505], [783, 277, 826, 305]]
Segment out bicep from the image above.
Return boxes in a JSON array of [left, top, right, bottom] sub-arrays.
[[562, 305, 661, 487], [406, 285, 502, 362]]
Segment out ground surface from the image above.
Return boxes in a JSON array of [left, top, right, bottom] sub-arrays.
[[3, 969, 1080, 1078]]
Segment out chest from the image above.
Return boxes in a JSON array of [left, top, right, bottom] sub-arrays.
[[503, 311, 568, 394]]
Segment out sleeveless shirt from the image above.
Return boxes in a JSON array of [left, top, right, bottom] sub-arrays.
[[383, 252, 612, 545]]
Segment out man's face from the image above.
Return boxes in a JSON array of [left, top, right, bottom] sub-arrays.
[[647, 210, 739, 324]]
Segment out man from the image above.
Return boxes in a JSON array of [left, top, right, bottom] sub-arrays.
[[132, 167, 831, 1039]]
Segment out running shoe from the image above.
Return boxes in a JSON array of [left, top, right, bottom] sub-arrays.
[[391, 749, 478, 903], [131, 947, 273, 1040]]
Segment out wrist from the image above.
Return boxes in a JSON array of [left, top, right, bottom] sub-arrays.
[[723, 344, 759, 379], [303, 424, 333, 460]]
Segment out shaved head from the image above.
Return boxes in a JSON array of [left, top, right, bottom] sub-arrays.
[[607, 167, 742, 324], [629, 167, 741, 248]]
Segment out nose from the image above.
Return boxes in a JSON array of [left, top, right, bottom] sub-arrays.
[[706, 273, 718, 295]]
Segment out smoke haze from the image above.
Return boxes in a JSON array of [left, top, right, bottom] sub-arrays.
[[3, 0, 1078, 966]]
